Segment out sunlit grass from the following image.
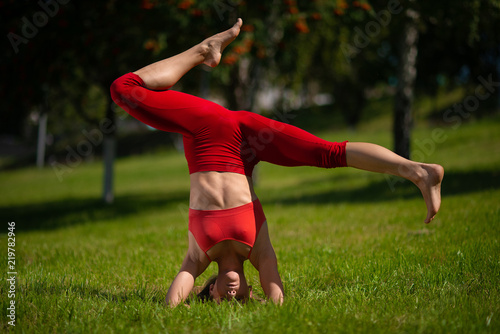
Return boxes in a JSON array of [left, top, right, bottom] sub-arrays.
[[0, 114, 499, 333]]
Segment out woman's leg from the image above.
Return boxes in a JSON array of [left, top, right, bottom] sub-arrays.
[[345, 142, 444, 224], [134, 18, 242, 90], [238, 112, 443, 224], [110, 19, 242, 134]]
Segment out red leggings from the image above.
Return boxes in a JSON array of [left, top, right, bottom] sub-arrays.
[[110, 73, 347, 176]]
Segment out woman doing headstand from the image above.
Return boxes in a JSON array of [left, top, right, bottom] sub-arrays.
[[110, 19, 444, 306]]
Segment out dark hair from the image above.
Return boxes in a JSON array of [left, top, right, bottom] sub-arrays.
[[195, 275, 217, 302], [190, 274, 258, 304]]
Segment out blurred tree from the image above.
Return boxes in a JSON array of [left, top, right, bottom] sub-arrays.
[[393, 0, 419, 159], [1, 0, 499, 197], [416, 0, 500, 109], [2, 0, 176, 202], [370, 0, 500, 158], [215, 0, 384, 129]]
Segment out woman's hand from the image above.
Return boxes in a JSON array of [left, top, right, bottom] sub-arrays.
[[166, 235, 210, 307], [250, 222, 284, 304]]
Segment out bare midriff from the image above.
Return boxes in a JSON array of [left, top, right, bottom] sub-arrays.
[[189, 171, 257, 210]]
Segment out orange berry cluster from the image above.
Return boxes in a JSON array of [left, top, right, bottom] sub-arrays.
[[223, 37, 258, 65], [335, 0, 372, 16]]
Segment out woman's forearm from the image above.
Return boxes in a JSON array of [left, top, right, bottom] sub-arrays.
[[258, 256, 284, 305], [165, 271, 196, 307]]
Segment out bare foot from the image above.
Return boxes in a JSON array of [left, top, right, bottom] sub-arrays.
[[415, 164, 444, 224], [200, 18, 243, 67]]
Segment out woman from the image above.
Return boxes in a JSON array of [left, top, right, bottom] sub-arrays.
[[110, 19, 443, 306]]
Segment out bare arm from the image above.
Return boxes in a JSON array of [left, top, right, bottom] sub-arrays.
[[165, 266, 197, 307], [250, 222, 284, 304], [166, 233, 210, 307], [258, 250, 284, 304]]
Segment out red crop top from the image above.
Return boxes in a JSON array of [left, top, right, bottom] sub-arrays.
[[110, 72, 347, 177]]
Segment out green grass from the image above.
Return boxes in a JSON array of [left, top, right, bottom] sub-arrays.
[[1, 113, 500, 333]]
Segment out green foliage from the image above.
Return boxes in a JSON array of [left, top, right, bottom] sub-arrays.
[[2, 0, 498, 137]]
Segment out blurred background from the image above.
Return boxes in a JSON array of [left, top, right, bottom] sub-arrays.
[[1, 0, 499, 202]]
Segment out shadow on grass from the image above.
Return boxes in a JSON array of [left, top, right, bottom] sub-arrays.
[[2, 168, 498, 232], [261, 168, 500, 206], [1, 190, 189, 232], [24, 280, 166, 305]]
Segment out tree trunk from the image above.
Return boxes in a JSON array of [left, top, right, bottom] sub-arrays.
[[393, 6, 419, 159], [36, 111, 47, 169], [497, 55, 500, 109], [37, 86, 49, 169], [103, 95, 116, 204]]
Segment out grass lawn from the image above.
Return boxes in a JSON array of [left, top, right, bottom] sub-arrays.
[[1, 112, 499, 333]]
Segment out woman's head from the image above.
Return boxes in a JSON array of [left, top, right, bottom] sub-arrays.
[[197, 271, 252, 303], [211, 270, 250, 302]]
